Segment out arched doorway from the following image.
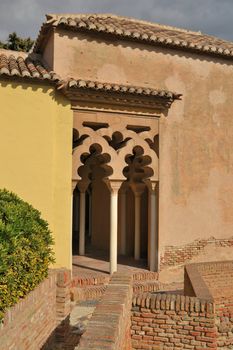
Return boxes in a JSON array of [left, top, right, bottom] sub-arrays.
[[72, 126, 159, 273]]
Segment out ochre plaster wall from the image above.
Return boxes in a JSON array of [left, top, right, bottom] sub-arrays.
[[0, 80, 73, 269], [57, 31, 233, 268]]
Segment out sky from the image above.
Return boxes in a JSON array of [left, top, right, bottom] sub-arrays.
[[0, 0, 233, 42]]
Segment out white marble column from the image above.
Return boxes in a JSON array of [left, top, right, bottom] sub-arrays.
[[79, 190, 86, 256], [149, 182, 158, 271], [134, 192, 141, 260], [77, 181, 89, 256], [109, 180, 122, 274], [71, 180, 77, 271], [131, 183, 145, 261], [120, 189, 126, 255], [88, 189, 92, 238]]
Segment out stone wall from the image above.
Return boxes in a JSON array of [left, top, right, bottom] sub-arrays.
[[0, 268, 71, 350], [131, 293, 216, 350], [0, 273, 57, 350], [78, 273, 133, 350]]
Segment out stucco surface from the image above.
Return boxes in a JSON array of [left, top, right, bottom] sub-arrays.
[[0, 80, 73, 269], [54, 29, 233, 262]]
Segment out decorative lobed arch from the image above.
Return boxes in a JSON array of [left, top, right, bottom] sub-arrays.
[[60, 76, 181, 274], [72, 125, 159, 273]]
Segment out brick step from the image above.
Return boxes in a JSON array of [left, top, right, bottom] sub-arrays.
[[132, 271, 158, 281], [71, 274, 110, 288], [71, 284, 107, 302], [133, 280, 160, 294]]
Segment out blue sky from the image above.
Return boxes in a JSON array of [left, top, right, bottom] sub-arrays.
[[0, 0, 233, 42]]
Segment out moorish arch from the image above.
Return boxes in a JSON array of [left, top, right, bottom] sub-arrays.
[[58, 66, 180, 273], [72, 124, 159, 273]]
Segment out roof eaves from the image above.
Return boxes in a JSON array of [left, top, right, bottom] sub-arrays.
[[57, 78, 181, 112], [61, 78, 181, 100], [33, 14, 233, 60], [0, 52, 60, 83], [0, 73, 58, 87]]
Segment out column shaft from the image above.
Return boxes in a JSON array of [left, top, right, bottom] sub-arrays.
[[71, 181, 77, 272], [120, 191, 126, 255], [134, 194, 141, 260], [70, 191, 74, 271], [110, 189, 118, 274], [79, 191, 86, 256], [149, 190, 157, 271], [88, 191, 92, 238]]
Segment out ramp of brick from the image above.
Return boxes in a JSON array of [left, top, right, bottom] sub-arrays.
[[77, 273, 133, 350]]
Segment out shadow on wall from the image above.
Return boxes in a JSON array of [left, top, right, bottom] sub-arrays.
[[42, 316, 81, 350], [57, 29, 233, 67], [0, 79, 70, 107]]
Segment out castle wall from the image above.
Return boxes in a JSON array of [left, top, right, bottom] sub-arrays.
[[54, 29, 233, 270]]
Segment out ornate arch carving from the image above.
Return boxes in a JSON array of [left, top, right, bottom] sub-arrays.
[[72, 125, 159, 184]]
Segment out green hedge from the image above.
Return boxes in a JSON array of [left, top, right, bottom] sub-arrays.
[[0, 189, 55, 319]]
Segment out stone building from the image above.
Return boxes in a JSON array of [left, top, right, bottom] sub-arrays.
[[0, 14, 233, 277]]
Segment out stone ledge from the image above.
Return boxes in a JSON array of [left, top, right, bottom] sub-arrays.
[[132, 292, 214, 313]]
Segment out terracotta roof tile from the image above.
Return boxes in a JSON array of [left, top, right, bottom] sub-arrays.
[[0, 51, 60, 82], [59, 78, 181, 101], [0, 50, 181, 107], [34, 14, 233, 59]]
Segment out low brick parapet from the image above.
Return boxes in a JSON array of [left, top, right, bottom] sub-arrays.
[[0, 268, 72, 350], [185, 260, 233, 349], [0, 272, 57, 350], [131, 292, 217, 350]]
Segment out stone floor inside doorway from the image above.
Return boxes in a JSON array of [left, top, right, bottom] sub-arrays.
[[72, 252, 184, 293], [73, 252, 151, 276]]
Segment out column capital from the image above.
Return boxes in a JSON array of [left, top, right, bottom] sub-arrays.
[[130, 182, 145, 196], [105, 179, 123, 194], [77, 180, 90, 193], [72, 180, 77, 192], [145, 180, 159, 193]]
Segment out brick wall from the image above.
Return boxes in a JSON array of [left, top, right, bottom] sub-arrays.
[[0, 268, 72, 350], [197, 261, 233, 299], [161, 236, 233, 268], [56, 268, 72, 322], [0, 272, 57, 350], [185, 261, 233, 349], [197, 262, 233, 348], [78, 273, 133, 350], [131, 293, 216, 350]]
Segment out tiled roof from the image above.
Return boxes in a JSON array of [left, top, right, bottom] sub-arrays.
[[59, 78, 181, 101], [34, 14, 233, 59], [0, 50, 181, 106], [0, 50, 59, 82]]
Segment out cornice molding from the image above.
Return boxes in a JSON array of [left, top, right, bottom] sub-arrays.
[[58, 78, 181, 115]]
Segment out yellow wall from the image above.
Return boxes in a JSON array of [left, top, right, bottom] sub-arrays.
[[0, 80, 73, 269]]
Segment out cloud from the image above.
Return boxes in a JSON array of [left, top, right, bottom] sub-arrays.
[[0, 0, 233, 41]]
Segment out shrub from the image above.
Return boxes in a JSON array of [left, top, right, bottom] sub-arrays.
[[0, 189, 55, 319]]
